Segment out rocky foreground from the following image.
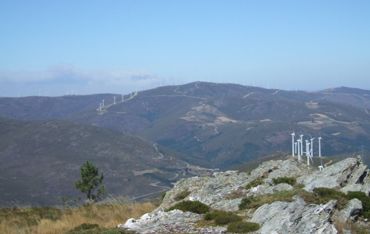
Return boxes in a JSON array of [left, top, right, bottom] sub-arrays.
[[118, 156, 370, 233]]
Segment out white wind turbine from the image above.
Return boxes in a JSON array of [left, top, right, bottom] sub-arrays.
[[305, 140, 313, 166], [300, 134, 304, 156], [310, 137, 315, 157], [297, 139, 302, 162], [291, 132, 296, 157], [318, 137, 324, 171]]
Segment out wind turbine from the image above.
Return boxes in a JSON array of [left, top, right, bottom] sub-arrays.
[[318, 137, 324, 171], [294, 142, 298, 156], [300, 135, 304, 156], [318, 137, 322, 157], [305, 140, 312, 166], [291, 132, 296, 157], [310, 137, 315, 157], [297, 139, 301, 162]]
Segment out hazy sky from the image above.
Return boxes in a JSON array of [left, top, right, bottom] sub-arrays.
[[1, 0, 370, 96]]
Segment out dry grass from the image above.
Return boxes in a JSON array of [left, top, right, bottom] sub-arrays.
[[334, 220, 370, 234], [0, 202, 155, 234]]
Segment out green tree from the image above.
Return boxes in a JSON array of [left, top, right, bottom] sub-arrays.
[[75, 161, 105, 202]]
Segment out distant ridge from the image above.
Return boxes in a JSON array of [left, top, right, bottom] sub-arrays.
[[0, 81, 369, 171]]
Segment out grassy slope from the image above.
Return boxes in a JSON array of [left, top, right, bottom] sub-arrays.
[[0, 201, 155, 234]]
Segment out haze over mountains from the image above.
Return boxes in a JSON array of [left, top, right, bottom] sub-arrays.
[[1, 82, 370, 206]]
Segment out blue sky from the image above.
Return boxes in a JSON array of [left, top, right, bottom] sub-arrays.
[[0, 0, 369, 96]]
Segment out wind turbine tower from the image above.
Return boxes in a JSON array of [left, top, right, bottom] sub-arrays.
[[294, 142, 298, 156], [291, 132, 295, 157], [300, 135, 304, 156], [306, 140, 311, 166], [113, 96, 116, 105], [318, 137, 322, 157], [297, 139, 301, 161], [310, 137, 314, 157]]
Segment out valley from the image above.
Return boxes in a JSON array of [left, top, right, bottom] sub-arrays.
[[1, 82, 370, 206]]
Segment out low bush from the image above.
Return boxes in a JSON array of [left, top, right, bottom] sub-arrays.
[[313, 187, 345, 199], [239, 190, 295, 210], [167, 200, 210, 214], [239, 197, 258, 210], [66, 223, 129, 234], [272, 177, 296, 186], [227, 221, 260, 233], [67, 223, 101, 234], [362, 211, 370, 219], [312, 188, 348, 209], [204, 210, 242, 225], [174, 190, 191, 201], [245, 178, 264, 190]]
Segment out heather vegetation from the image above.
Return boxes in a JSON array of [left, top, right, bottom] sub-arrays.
[[227, 221, 260, 233], [167, 200, 210, 214], [239, 190, 296, 210], [244, 178, 264, 190], [204, 210, 242, 225], [272, 177, 296, 186]]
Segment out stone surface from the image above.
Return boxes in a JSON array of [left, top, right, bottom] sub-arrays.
[[118, 210, 226, 234], [335, 198, 363, 222], [158, 170, 251, 211], [118, 156, 370, 234], [297, 157, 370, 193], [251, 197, 338, 234]]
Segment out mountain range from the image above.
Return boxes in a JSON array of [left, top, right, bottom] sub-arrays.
[[1, 82, 370, 205]]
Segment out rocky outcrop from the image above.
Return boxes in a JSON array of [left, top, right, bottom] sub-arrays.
[[296, 157, 370, 196], [119, 156, 370, 233], [251, 197, 337, 234], [118, 210, 226, 234], [334, 198, 363, 222]]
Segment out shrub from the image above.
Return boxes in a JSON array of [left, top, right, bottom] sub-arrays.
[[239, 197, 258, 210], [239, 190, 296, 210], [70, 223, 100, 231], [272, 177, 296, 186], [227, 221, 260, 233], [167, 201, 210, 214], [312, 187, 348, 209], [204, 210, 242, 225], [313, 187, 345, 199], [363, 211, 370, 219], [297, 190, 318, 203], [245, 178, 264, 190], [174, 190, 191, 201]]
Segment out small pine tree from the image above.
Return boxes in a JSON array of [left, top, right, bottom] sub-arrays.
[[75, 161, 105, 202]]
